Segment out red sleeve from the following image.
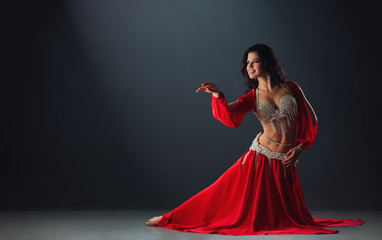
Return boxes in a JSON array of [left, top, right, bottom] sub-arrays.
[[285, 81, 318, 150], [211, 89, 256, 128]]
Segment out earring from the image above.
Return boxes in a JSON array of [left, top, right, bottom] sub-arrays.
[[266, 72, 271, 80]]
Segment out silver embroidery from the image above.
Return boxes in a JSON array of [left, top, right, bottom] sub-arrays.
[[249, 133, 288, 162], [254, 151, 259, 170], [256, 86, 298, 136], [249, 132, 296, 179]]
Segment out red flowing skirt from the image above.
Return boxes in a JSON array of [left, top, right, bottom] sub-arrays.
[[155, 144, 365, 235]]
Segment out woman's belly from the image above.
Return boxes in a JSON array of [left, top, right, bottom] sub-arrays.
[[257, 121, 297, 154]]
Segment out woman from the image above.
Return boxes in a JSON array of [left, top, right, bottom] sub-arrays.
[[145, 44, 364, 235]]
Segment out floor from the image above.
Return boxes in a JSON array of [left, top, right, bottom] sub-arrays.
[[0, 210, 379, 240]]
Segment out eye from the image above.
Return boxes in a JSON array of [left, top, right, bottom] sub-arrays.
[[247, 60, 260, 64]]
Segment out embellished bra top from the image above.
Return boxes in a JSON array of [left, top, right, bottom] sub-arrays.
[[255, 83, 298, 136]]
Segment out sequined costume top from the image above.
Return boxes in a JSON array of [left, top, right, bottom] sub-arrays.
[[255, 83, 298, 136]]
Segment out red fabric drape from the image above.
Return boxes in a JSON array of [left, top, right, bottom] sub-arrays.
[[211, 88, 256, 128], [154, 81, 365, 235], [285, 81, 318, 149], [155, 152, 364, 235]]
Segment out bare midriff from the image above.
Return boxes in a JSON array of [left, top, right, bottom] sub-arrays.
[[256, 118, 298, 154]]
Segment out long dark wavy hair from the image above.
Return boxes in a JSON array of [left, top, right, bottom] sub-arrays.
[[240, 43, 287, 92]]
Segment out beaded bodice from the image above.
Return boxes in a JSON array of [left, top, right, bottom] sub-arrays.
[[255, 84, 298, 135]]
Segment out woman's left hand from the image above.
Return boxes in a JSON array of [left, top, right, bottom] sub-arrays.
[[282, 146, 302, 168]]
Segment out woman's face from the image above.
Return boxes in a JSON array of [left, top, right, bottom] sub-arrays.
[[246, 51, 266, 79]]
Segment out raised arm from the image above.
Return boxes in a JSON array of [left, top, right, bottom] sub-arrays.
[[196, 83, 256, 128]]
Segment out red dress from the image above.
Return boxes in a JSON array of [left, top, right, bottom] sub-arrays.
[[155, 81, 365, 235]]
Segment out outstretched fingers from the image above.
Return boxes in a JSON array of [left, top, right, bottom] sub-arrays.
[[196, 86, 207, 93], [196, 82, 219, 94], [196, 84, 213, 93]]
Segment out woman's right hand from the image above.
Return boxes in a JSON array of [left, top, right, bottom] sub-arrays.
[[195, 82, 220, 97]]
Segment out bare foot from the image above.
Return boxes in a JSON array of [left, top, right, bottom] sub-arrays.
[[145, 215, 163, 226]]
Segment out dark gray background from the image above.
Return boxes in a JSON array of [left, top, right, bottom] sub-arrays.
[[1, 0, 381, 211]]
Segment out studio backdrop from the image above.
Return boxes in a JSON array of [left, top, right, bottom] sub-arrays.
[[1, 0, 381, 210]]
